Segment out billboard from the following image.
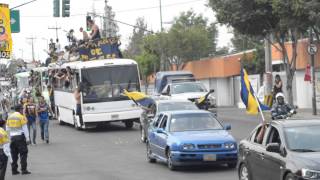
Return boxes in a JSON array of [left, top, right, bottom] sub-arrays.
[[0, 3, 12, 59]]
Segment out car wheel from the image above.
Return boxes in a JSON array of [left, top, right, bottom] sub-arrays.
[[125, 121, 134, 129], [227, 162, 237, 169], [146, 143, 156, 163], [140, 125, 147, 143], [239, 163, 251, 180], [167, 150, 177, 171], [284, 173, 295, 180]]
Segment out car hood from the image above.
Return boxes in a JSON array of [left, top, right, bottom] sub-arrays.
[[171, 92, 208, 100], [290, 152, 320, 171], [170, 130, 235, 144]]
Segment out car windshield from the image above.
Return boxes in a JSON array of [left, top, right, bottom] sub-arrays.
[[284, 125, 320, 152], [81, 65, 140, 103], [172, 83, 207, 94], [169, 113, 222, 132], [158, 102, 198, 112]]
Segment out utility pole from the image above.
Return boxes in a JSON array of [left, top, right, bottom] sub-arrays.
[[48, 22, 61, 40], [309, 28, 317, 115], [26, 37, 36, 61], [159, 0, 165, 71], [264, 33, 272, 105]]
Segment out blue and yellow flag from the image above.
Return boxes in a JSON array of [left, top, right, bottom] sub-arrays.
[[0, 3, 12, 59], [123, 90, 154, 108], [240, 69, 269, 115]]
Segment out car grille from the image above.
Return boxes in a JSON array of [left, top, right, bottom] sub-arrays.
[[198, 144, 222, 149]]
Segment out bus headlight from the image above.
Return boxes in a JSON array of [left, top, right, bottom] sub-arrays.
[[85, 106, 95, 111], [182, 144, 196, 150]]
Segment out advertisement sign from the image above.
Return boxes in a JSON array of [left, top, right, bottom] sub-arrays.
[[0, 3, 12, 59], [78, 38, 122, 61]]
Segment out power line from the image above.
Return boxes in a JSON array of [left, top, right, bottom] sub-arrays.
[[10, 0, 38, 10], [115, 0, 205, 13]]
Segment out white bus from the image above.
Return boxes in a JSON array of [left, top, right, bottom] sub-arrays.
[[53, 59, 142, 129]]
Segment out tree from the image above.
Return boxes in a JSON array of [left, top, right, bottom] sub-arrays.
[[209, 0, 312, 106], [125, 18, 149, 58], [165, 10, 215, 70], [231, 31, 263, 52]]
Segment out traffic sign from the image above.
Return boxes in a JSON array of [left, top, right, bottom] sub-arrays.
[[308, 44, 318, 55], [10, 10, 20, 33]]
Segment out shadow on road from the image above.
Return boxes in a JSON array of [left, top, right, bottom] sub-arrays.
[[85, 123, 140, 133]]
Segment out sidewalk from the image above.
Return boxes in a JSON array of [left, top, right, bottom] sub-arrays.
[[216, 107, 320, 120]]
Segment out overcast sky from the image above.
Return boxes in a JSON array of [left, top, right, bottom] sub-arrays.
[[2, 0, 233, 62]]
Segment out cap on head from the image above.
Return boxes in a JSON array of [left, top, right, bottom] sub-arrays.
[[14, 104, 23, 112]]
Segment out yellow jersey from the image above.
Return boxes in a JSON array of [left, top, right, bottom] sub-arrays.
[[0, 128, 9, 145], [6, 112, 28, 128]]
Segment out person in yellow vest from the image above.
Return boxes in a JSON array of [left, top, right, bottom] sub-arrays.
[[6, 105, 31, 175], [0, 127, 12, 179]]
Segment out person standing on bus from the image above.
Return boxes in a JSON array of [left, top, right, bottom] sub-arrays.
[[37, 96, 52, 144], [23, 97, 38, 145], [0, 126, 12, 179], [74, 87, 83, 127], [87, 19, 101, 40], [6, 104, 31, 175]]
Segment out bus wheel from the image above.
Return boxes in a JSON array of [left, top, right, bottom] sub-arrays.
[[125, 121, 134, 129], [57, 108, 65, 125]]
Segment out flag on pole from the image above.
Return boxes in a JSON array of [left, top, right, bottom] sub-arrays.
[[123, 90, 154, 108], [240, 69, 270, 115]]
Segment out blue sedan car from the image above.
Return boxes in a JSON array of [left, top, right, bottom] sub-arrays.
[[146, 110, 238, 170]]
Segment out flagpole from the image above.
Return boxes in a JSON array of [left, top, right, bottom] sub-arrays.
[[253, 93, 266, 122]]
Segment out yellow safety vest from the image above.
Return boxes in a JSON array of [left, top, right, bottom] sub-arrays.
[[6, 112, 28, 128], [0, 128, 9, 145]]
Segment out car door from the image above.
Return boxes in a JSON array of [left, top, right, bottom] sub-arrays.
[[149, 114, 163, 154], [246, 125, 270, 180], [262, 126, 285, 180], [160, 85, 171, 100], [156, 115, 169, 158]]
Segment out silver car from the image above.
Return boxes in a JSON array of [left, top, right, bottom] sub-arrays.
[[139, 100, 199, 143]]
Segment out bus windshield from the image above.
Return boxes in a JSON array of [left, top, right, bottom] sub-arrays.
[[81, 65, 140, 103]]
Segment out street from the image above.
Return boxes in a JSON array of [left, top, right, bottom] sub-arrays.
[[6, 108, 260, 180]]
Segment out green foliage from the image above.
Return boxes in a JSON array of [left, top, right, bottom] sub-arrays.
[[208, 0, 315, 105]]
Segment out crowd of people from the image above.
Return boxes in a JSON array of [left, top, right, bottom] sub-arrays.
[[0, 81, 54, 179]]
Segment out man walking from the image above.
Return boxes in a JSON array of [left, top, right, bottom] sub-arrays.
[[6, 105, 31, 175], [24, 97, 38, 145], [38, 96, 52, 144], [0, 125, 12, 179]]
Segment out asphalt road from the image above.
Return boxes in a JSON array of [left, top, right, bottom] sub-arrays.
[[6, 108, 260, 180]]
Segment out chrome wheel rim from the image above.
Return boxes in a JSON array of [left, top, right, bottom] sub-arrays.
[[240, 165, 249, 180]]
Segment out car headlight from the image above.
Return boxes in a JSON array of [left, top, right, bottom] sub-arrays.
[[302, 169, 320, 179], [224, 142, 236, 149], [182, 144, 196, 150]]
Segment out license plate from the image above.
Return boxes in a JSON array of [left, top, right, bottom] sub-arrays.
[[111, 114, 119, 120], [203, 154, 217, 161]]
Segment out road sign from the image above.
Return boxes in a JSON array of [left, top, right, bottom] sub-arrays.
[[10, 10, 20, 33], [308, 44, 318, 55]]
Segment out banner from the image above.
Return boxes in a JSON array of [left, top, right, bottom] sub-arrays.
[[78, 38, 122, 61], [0, 3, 12, 59]]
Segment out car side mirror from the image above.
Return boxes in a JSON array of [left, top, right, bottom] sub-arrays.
[[266, 143, 281, 153], [156, 128, 165, 134], [224, 124, 231, 130]]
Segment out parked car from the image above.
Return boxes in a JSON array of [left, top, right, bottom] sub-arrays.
[[139, 100, 199, 143], [154, 71, 195, 96], [160, 81, 216, 109], [146, 110, 237, 170], [238, 120, 320, 180]]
